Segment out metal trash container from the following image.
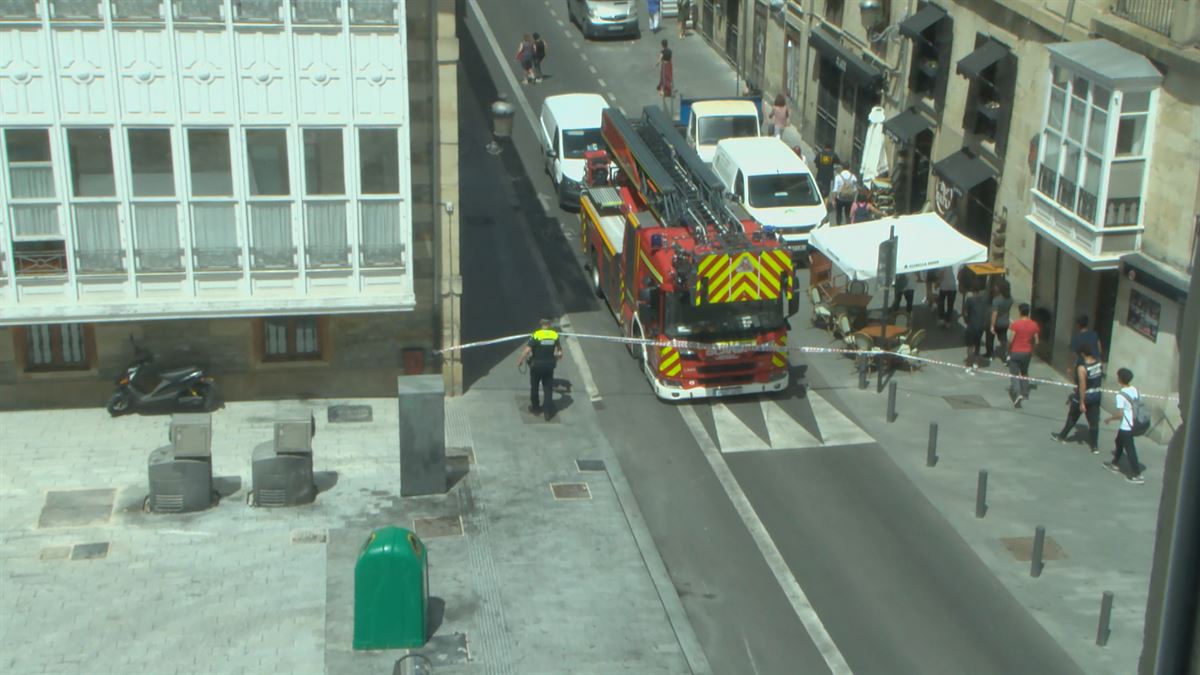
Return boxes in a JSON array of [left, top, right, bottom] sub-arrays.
[[353, 527, 429, 650]]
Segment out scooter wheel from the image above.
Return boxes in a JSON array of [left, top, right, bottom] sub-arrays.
[[106, 392, 132, 416]]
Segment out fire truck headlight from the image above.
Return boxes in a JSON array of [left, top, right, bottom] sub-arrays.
[[678, 349, 697, 359]]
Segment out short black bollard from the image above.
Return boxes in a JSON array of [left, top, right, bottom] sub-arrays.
[[976, 470, 988, 518], [1031, 525, 1046, 577], [876, 352, 885, 393], [858, 356, 868, 390], [926, 422, 938, 467], [1096, 591, 1114, 646], [886, 381, 898, 422]]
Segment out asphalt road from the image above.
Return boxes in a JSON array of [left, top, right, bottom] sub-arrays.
[[460, 1, 1085, 673]]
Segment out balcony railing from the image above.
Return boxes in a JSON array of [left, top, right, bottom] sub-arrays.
[[112, 0, 162, 20], [361, 243, 404, 268], [193, 247, 242, 271], [235, 0, 280, 22], [0, 0, 39, 19], [76, 249, 126, 274], [14, 250, 67, 276], [306, 245, 351, 268], [1028, 190, 1142, 266], [251, 245, 296, 269], [349, 0, 396, 24], [292, 0, 338, 23], [50, 0, 99, 19], [1106, 197, 1141, 227], [173, 0, 223, 21], [1112, 0, 1174, 37], [136, 249, 185, 273]]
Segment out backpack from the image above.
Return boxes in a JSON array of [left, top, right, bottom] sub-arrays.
[[837, 174, 856, 201], [1119, 390, 1152, 436]]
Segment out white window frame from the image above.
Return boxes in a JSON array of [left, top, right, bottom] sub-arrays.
[[2, 128, 67, 277], [301, 127, 351, 270], [184, 127, 243, 273], [126, 127, 184, 274]]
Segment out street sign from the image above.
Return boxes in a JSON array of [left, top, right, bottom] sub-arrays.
[[877, 233, 898, 286]]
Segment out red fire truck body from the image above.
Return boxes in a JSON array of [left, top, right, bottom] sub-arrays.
[[579, 106, 797, 400]]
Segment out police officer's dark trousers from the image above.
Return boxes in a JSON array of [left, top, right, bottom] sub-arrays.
[[530, 366, 554, 412]]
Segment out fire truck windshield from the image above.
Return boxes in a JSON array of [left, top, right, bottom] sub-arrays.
[[562, 128, 604, 159], [664, 293, 786, 340]]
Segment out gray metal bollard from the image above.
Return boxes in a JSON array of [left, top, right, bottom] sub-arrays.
[[1096, 591, 1114, 646], [858, 356, 868, 390], [398, 375, 446, 497], [1031, 525, 1046, 577], [926, 422, 938, 467], [886, 381, 898, 422], [976, 470, 988, 518]]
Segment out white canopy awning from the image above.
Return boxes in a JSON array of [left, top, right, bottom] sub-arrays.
[[809, 213, 988, 282], [859, 106, 889, 186]]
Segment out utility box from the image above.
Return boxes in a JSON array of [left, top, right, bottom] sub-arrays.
[[353, 527, 429, 650], [250, 415, 317, 507], [148, 414, 215, 513]]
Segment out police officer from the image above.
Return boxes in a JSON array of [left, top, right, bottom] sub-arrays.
[[517, 319, 563, 420]]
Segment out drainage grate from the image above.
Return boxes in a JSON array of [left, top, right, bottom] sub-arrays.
[[943, 394, 990, 410], [413, 515, 464, 539], [1000, 535, 1067, 561], [328, 404, 373, 423], [550, 482, 592, 500], [291, 528, 328, 544], [256, 489, 286, 507], [38, 489, 116, 528], [153, 494, 184, 513], [71, 542, 110, 560], [575, 459, 606, 472]]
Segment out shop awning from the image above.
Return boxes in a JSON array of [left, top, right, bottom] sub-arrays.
[[956, 40, 1008, 80], [1122, 252, 1190, 304], [933, 149, 996, 192], [883, 108, 935, 144], [809, 213, 988, 282], [808, 26, 884, 89], [899, 4, 948, 41]]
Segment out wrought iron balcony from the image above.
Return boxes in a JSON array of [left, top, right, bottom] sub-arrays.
[[76, 249, 127, 274], [0, 0, 39, 19], [112, 0, 162, 20], [360, 243, 404, 268], [1027, 189, 1142, 269], [193, 247, 242, 271], [50, 0, 99, 19], [349, 0, 395, 24], [1112, 0, 1174, 37], [173, 0, 223, 21], [251, 245, 296, 270], [14, 249, 68, 276], [135, 248, 185, 273], [235, 0, 280, 22], [305, 245, 351, 268], [292, 0, 338, 24]]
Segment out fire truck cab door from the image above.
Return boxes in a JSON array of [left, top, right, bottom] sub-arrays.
[[621, 225, 639, 321]]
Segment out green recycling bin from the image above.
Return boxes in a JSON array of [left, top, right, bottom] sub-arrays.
[[353, 526, 428, 650]]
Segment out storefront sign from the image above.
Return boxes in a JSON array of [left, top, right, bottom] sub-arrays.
[[933, 176, 956, 219], [1127, 287, 1160, 342]]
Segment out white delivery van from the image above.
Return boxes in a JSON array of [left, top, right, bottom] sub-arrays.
[[567, 0, 639, 39], [711, 137, 828, 256], [685, 99, 761, 163], [539, 93, 609, 209]]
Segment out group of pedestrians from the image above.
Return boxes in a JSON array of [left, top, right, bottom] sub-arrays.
[[514, 33, 549, 84], [647, 0, 692, 37]]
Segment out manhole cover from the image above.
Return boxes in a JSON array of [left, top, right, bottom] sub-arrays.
[[38, 489, 115, 528], [944, 394, 990, 410], [291, 528, 328, 544], [576, 459, 606, 472], [328, 405, 373, 423], [550, 482, 592, 500], [71, 542, 110, 560], [1000, 535, 1067, 561], [413, 516, 464, 538]]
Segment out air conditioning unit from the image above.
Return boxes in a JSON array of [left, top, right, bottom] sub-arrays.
[[250, 416, 317, 507], [147, 414, 215, 513]]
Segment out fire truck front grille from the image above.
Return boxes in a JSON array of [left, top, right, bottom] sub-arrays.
[[698, 375, 758, 387], [695, 363, 758, 375]]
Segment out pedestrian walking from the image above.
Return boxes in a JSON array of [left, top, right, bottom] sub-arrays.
[[517, 319, 563, 420], [656, 40, 673, 100], [532, 32, 547, 81], [677, 0, 691, 37], [768, 94, 790, 137], [831, 166, 857, 225], [648, 0, 661, 32], [849, 189, 881, 223], [1104, 367, 1145, 484], [963, 281, 990, 373], [1007, 302, 1039, 407], [514, 34, 536, 84], [891, 272, 914, 314], [935, 265, 958, 327], [814, 144, 836, 199], [1051, 343, 1104, 453], [988, 278, 1013, 363], [1069, 314, 1104, 368]]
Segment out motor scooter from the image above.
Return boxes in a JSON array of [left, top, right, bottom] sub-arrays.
[[106, 340, 219, 416]]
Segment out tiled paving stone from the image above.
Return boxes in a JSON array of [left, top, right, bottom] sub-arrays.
[[38, 488, 116, 528], [943, 394, 991, 410], [292, 528, 329, 544], [413, 515, 464, 539], [70, 542, 110, 560]]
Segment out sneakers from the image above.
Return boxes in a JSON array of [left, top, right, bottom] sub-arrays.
[[1090, 446, 1099, 455], [1012, 395, 1023, 408], [1102, 461, 1122, 475], [1127, 474, 1145, 485], [1050, 432, 1065, 443]]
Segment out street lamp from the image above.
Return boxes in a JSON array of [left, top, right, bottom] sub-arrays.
[[487, 95, 515, 156], [859, 0, 885, 31]]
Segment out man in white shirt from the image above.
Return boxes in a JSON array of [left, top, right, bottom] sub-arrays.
[[1103, 367, 1144, 484], [830, 167, 857, 225]]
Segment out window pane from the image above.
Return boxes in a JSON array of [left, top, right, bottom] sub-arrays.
[[5, 129, 55, 198], [303, 129, 345, 195], [1122, 91, 1150, 114], [1047, 88, 1065, 131], [1092, 85, 1111, 110], [1087, 107, 1107, 154], [359, 129, 399, 194], [67, 129, 116, 197], [1057, 144, 1080, 208], [1052, 65, 1068, 89], [128, 129, 175, 197], [1039, 131, 1060, 196], [1116, 116, 1146, 156], [1077, 154, 1102, 223], [1106, 160, 1144, 226], [245, 129, 290, 196], [1071, 76, 1089, 101], [1067, 98, 1086, 142], [188, 129, 233, 196]]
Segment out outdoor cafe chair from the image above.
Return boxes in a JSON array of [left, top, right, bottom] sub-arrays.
[[848, 279, 869, 295], [852, 331, 876, 372]]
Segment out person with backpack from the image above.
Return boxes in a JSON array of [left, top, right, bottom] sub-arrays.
[[514, 34, 536, 84], [532, 32, 547, 82], [849, 189, 881, 223], [1050, 343, 1104, 453], [831, 166, 857, 225], [1104, 367, 1147, 484]]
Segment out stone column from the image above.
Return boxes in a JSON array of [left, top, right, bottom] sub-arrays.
[[398, 374, 446, 496]]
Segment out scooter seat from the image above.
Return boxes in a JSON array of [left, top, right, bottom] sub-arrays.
[[159, 366, 200, 381]]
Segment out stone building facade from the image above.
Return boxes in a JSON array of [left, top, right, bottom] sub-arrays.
[[0, 0, 458, 408]]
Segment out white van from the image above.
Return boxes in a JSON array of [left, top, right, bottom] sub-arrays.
[[686, 99, 761, 163], [711, 137, 828, 255], [539, 93, 609, 209]]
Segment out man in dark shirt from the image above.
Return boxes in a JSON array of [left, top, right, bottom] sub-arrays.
[[1069, 314, 1103, 369], [814, 144, 837, 198], [964, 283, 991, 373], [517, 319, 563, 420]]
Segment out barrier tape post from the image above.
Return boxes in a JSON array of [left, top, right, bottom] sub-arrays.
[[886, 381, 898, 423], [926, 422, 938, 467], [1096, 591, 1114, 646], [1031, 525, 1046, 578], [975, 469, 988, 518]]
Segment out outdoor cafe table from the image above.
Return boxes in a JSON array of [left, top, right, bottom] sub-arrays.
[[860, 323, 907, 342], [831, 293, 871, 309]]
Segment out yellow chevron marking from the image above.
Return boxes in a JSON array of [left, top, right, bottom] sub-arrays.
[[659, 346, 682, 376], [640, 249, 664, 283]]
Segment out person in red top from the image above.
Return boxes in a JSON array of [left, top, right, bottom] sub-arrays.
[[1007, 302, 1040, 407]]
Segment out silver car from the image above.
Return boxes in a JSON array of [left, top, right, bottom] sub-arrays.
[[568, 0, 640, 39]]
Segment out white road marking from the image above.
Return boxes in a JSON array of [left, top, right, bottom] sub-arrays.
[[762, 399, 822, 449], [571, 40, 581, 49], [580, 53, 590, 61], [589, 64, 598, 74], [555, 17, 564, 26], [678, 404, 853, 675], [711, 403, 767, 453], [806, 388, 875, 446], [598, 78, 607, 88], [467, 0, 604, 403]]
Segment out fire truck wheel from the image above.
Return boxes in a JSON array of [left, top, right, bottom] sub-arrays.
[[626, 322, 645, 363]]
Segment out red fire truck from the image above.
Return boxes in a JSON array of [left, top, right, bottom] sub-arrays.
[[579, 106, 799, 400]]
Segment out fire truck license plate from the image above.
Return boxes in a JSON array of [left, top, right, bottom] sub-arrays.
[[717, 386, 742, 396]]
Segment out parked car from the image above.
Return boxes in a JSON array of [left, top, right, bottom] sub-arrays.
[[539, 93, 609, 208], [568, 0, 640, 40]]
